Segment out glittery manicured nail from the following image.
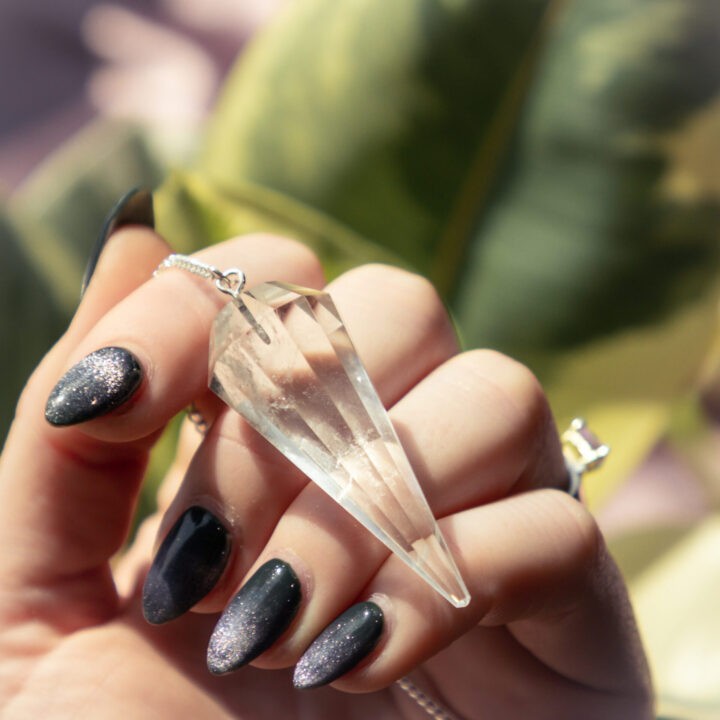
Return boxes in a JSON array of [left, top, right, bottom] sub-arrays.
[[293, 601, 384, 689], [143, 506, 231, 625], [44, 347, 143, 426], [82, 187, 155, 297], [207, 559, 301, 674]]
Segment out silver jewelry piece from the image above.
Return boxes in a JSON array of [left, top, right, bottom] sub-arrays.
[[561, 418, 610, 498], [396, 677, 462, 719], [186, 402, 209, 435], [155, 254, 246, 300]]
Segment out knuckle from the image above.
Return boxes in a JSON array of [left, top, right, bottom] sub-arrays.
[[346, 264, 439, 301], [495, 354, 547, 424], [379, 265, 440, 306], [350, 263, 454, 340], [452, 349, 550, 432], [226, 233, 326, 287], [267, 235, 325, 285], [447, 350, 557, 485]]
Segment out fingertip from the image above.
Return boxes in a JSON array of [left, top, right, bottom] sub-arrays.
[[44, 347, 144, 427], [206, 558, 303, 675], [81, 187, 155, 296], [141, 506, 232, 625], [292, 601, 385, 690]]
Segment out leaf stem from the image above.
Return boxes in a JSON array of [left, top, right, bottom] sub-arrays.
[[432, 0, 570, 299]]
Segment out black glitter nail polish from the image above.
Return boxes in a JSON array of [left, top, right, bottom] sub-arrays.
[[44, 347, 143, 426], [143, 506, 231, 625], [81, 187, 155, 297], [293, 601, 384, 689], [207, 559, 302, 674]]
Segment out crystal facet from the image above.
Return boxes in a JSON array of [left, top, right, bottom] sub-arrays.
[[209, 283, 470, 608]]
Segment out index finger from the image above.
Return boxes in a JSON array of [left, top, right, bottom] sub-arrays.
[[43, 234, 325, 441], [0, 233, 323, 602]]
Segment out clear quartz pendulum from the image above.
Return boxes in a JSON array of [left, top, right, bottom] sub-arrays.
[[158, 255, 470, 608]]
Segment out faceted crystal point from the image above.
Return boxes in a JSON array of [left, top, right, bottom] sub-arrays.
[[209, 282, 470, 608]]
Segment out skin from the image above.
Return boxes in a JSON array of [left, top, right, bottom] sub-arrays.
[[0, 229, 653, 719]]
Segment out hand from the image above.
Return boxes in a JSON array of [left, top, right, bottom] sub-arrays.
[[0, 227, 653, 719]]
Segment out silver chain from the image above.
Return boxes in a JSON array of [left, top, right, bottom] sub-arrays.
[[186, 402, 209, 435], [155, 254, 246, 300], [155, 254, 248, 436], [396, 677, 463, 720]]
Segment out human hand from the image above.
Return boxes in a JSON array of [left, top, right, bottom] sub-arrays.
[[0, 224, 653, 719]]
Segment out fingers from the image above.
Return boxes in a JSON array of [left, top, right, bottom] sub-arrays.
[[309, 491, 650, 709], [199, 349, 567, 677], [390, 349, 567, 514], [256, 353, 566, 664], [146, 261, 576, 688], [123, 253, 636, 706], [0, 226, 171, 611], [143, 264, 460, 625], [0, 233, 323, 608], [44, 234, 326, 440]]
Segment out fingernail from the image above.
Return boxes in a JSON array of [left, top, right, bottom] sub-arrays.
[[207, 559, 302, 674], [293, 601, 384, 689], [45, 347, 143, 426], [81, 187, 155, 296], [142, 506, 231, 625]]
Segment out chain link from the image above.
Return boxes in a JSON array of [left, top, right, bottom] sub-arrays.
[[396, 678, 463, 720], [155, 254, 246, 300]]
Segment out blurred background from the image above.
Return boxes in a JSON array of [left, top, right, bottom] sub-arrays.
[[1, 1, 719, 717], [0, 0, 285, 186]]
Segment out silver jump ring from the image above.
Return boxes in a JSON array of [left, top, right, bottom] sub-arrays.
[[155, 254, 246, 300], [214, 268, 246, 299]]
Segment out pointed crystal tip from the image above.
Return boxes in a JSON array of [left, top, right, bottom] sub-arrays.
[[210, 283, 471, 608]]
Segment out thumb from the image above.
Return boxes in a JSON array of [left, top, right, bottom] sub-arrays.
[[0, 224, 171, 629]]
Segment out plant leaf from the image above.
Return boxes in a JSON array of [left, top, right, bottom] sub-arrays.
[[198, 0, 553, 281], [450, 0, 720, 500], [1, 121, 165, 441], [455, 0, 720, 352], [154, 169, 405, 280], [183, 0, 720, 501], [0, 208, 67, 436]]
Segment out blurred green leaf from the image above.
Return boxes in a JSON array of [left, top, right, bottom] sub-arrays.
[[1, 121, 165, 442], [9, 121, 165, 308], [195, 0, 553, 282], [162, 0, 720, 500], [0, 208, 67, 436], [452, 0, 720, 498], [455, 0, 720, 354], [155, 169, 404, 279]]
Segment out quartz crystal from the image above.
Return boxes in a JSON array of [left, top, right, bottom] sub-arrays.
[[209, 283, 470, 608]]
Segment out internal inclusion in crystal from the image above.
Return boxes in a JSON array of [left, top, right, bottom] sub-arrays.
[[209, 282, 470, 608]]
